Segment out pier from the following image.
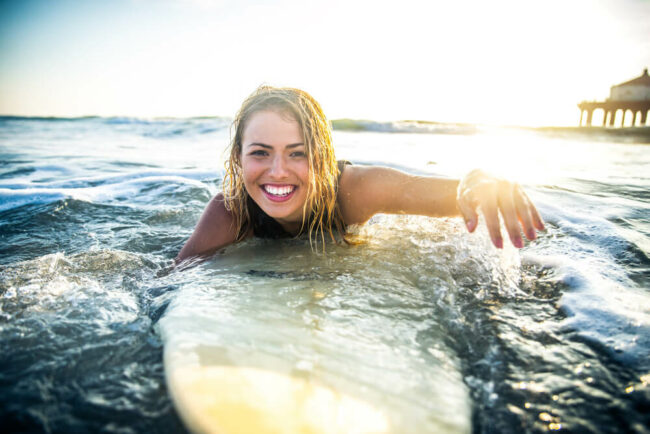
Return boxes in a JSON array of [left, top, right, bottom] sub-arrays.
[[578, 68, 650, 127], [578, 100, 649, 127]]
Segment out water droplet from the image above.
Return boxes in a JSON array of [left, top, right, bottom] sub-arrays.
[[539, 412, 553, 422]]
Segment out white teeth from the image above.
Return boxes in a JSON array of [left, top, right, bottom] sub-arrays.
[[264, 185, 294, 196]]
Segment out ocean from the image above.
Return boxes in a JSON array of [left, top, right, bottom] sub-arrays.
[[0, 116, 649, 433]]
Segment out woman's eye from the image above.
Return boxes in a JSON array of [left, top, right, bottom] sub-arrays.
[[249, 150, 268, 156], [291, 151, 306, 158]]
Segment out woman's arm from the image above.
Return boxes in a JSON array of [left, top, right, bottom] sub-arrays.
[[175, 193, 241, 263], [338, 165, 544, 248]]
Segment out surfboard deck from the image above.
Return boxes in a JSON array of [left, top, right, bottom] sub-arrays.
[[164, 349, 389, 434], [158, 253, 470, 434]]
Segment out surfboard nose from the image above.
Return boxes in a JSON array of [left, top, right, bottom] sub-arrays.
[[165, 365, 389, 434]]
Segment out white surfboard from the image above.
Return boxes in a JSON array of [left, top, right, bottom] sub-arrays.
[[164, 356, 389, 434], [158, 247, 470, 434]]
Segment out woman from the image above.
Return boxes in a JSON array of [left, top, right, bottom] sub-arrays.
[[176, 86, 544, 263]]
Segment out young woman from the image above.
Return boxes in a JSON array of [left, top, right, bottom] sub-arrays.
[[176, 86, 544, 263]]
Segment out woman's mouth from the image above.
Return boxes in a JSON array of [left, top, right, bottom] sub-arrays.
[[261, 184, 297, 202]]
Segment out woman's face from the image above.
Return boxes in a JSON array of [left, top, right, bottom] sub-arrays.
[[241, 110, 310, 229]]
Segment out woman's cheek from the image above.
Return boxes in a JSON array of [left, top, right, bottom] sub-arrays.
[[293, 160, 310, 181], [242, 159, 263, 181]]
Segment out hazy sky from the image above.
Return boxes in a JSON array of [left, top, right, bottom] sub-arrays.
[[1, 0, 649, 125]]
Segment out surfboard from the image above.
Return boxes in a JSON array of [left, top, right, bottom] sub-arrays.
[[164, 352, 389, 434], [158, 246, 470, 434], [160, 283, 389, 434]]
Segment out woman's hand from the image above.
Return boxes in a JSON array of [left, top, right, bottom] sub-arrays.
[[457, 169, 544, 248]]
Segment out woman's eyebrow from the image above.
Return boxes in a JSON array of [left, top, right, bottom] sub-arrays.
[[246, 142, 304, 149]]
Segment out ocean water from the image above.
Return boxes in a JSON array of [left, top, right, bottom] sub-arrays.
[[0, 116, 649, 433]]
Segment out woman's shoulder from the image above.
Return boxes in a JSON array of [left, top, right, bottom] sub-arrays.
[[175, 193, 241, 262], [338, 164, 388, 191], [205, 192, 232, 218], [336, 164, 387, 225]]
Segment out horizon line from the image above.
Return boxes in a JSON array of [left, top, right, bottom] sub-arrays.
[[0, 114, 590, 129]]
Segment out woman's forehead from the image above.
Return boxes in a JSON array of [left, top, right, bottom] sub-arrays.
[[242, 110, 303, 145]]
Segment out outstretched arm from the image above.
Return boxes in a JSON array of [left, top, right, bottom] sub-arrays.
[[175, 193, 241, 264], [337, 165, 544, 248]]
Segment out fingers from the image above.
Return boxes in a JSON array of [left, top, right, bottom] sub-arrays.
[[498, 181, 524, 248], [457, 187, 479, 232], [480, 192, 504, 249], [529, 196, 545, 231], [514, 185, 536, 241], [459, 174, 504, 247]]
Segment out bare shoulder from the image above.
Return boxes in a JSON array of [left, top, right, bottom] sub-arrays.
[[339, 165, 391, 199], [337, 165, 407, 225], [175, 193, 241, 263], [337, 165, 369, 225]]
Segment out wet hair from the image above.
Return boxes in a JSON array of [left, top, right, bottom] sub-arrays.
[[223, 85, 348, 248]]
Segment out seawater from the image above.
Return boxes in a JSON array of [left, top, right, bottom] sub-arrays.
[[1, 116, 649, 433]]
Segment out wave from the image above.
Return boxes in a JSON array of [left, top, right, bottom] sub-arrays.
[[0, 115, 229, 124], [331, 119, 478, 134], [0, 169, 218, 212], [101, 116, 231, 137], [0, 167, 217, 189], [1, 115, 480, 136], [530, 193, 650, 369], [0, 115, 103, 122], [0, 116, 231, 139], [524, 251, 650, 369]]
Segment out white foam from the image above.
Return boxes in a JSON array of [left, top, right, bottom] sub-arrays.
[[0, 188, 89, 212], [0, 169, 219, 211], [520, 185, 650, 368], [0, 168, 217, 190], [523, 249, 650, 368]]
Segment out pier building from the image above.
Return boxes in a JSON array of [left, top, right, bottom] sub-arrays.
[[578, 68, 650, 127]]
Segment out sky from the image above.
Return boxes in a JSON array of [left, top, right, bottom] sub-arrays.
[[0, 0, 649, 126]]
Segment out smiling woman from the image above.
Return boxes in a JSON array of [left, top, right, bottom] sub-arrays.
[[175, 85, 544, 263], [228, 87, 343, 243]]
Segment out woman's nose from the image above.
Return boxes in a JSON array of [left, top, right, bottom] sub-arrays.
[[268, 155, 289, 178]]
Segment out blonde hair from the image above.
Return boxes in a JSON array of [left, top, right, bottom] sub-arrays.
[[223, 85, 348, 248]]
